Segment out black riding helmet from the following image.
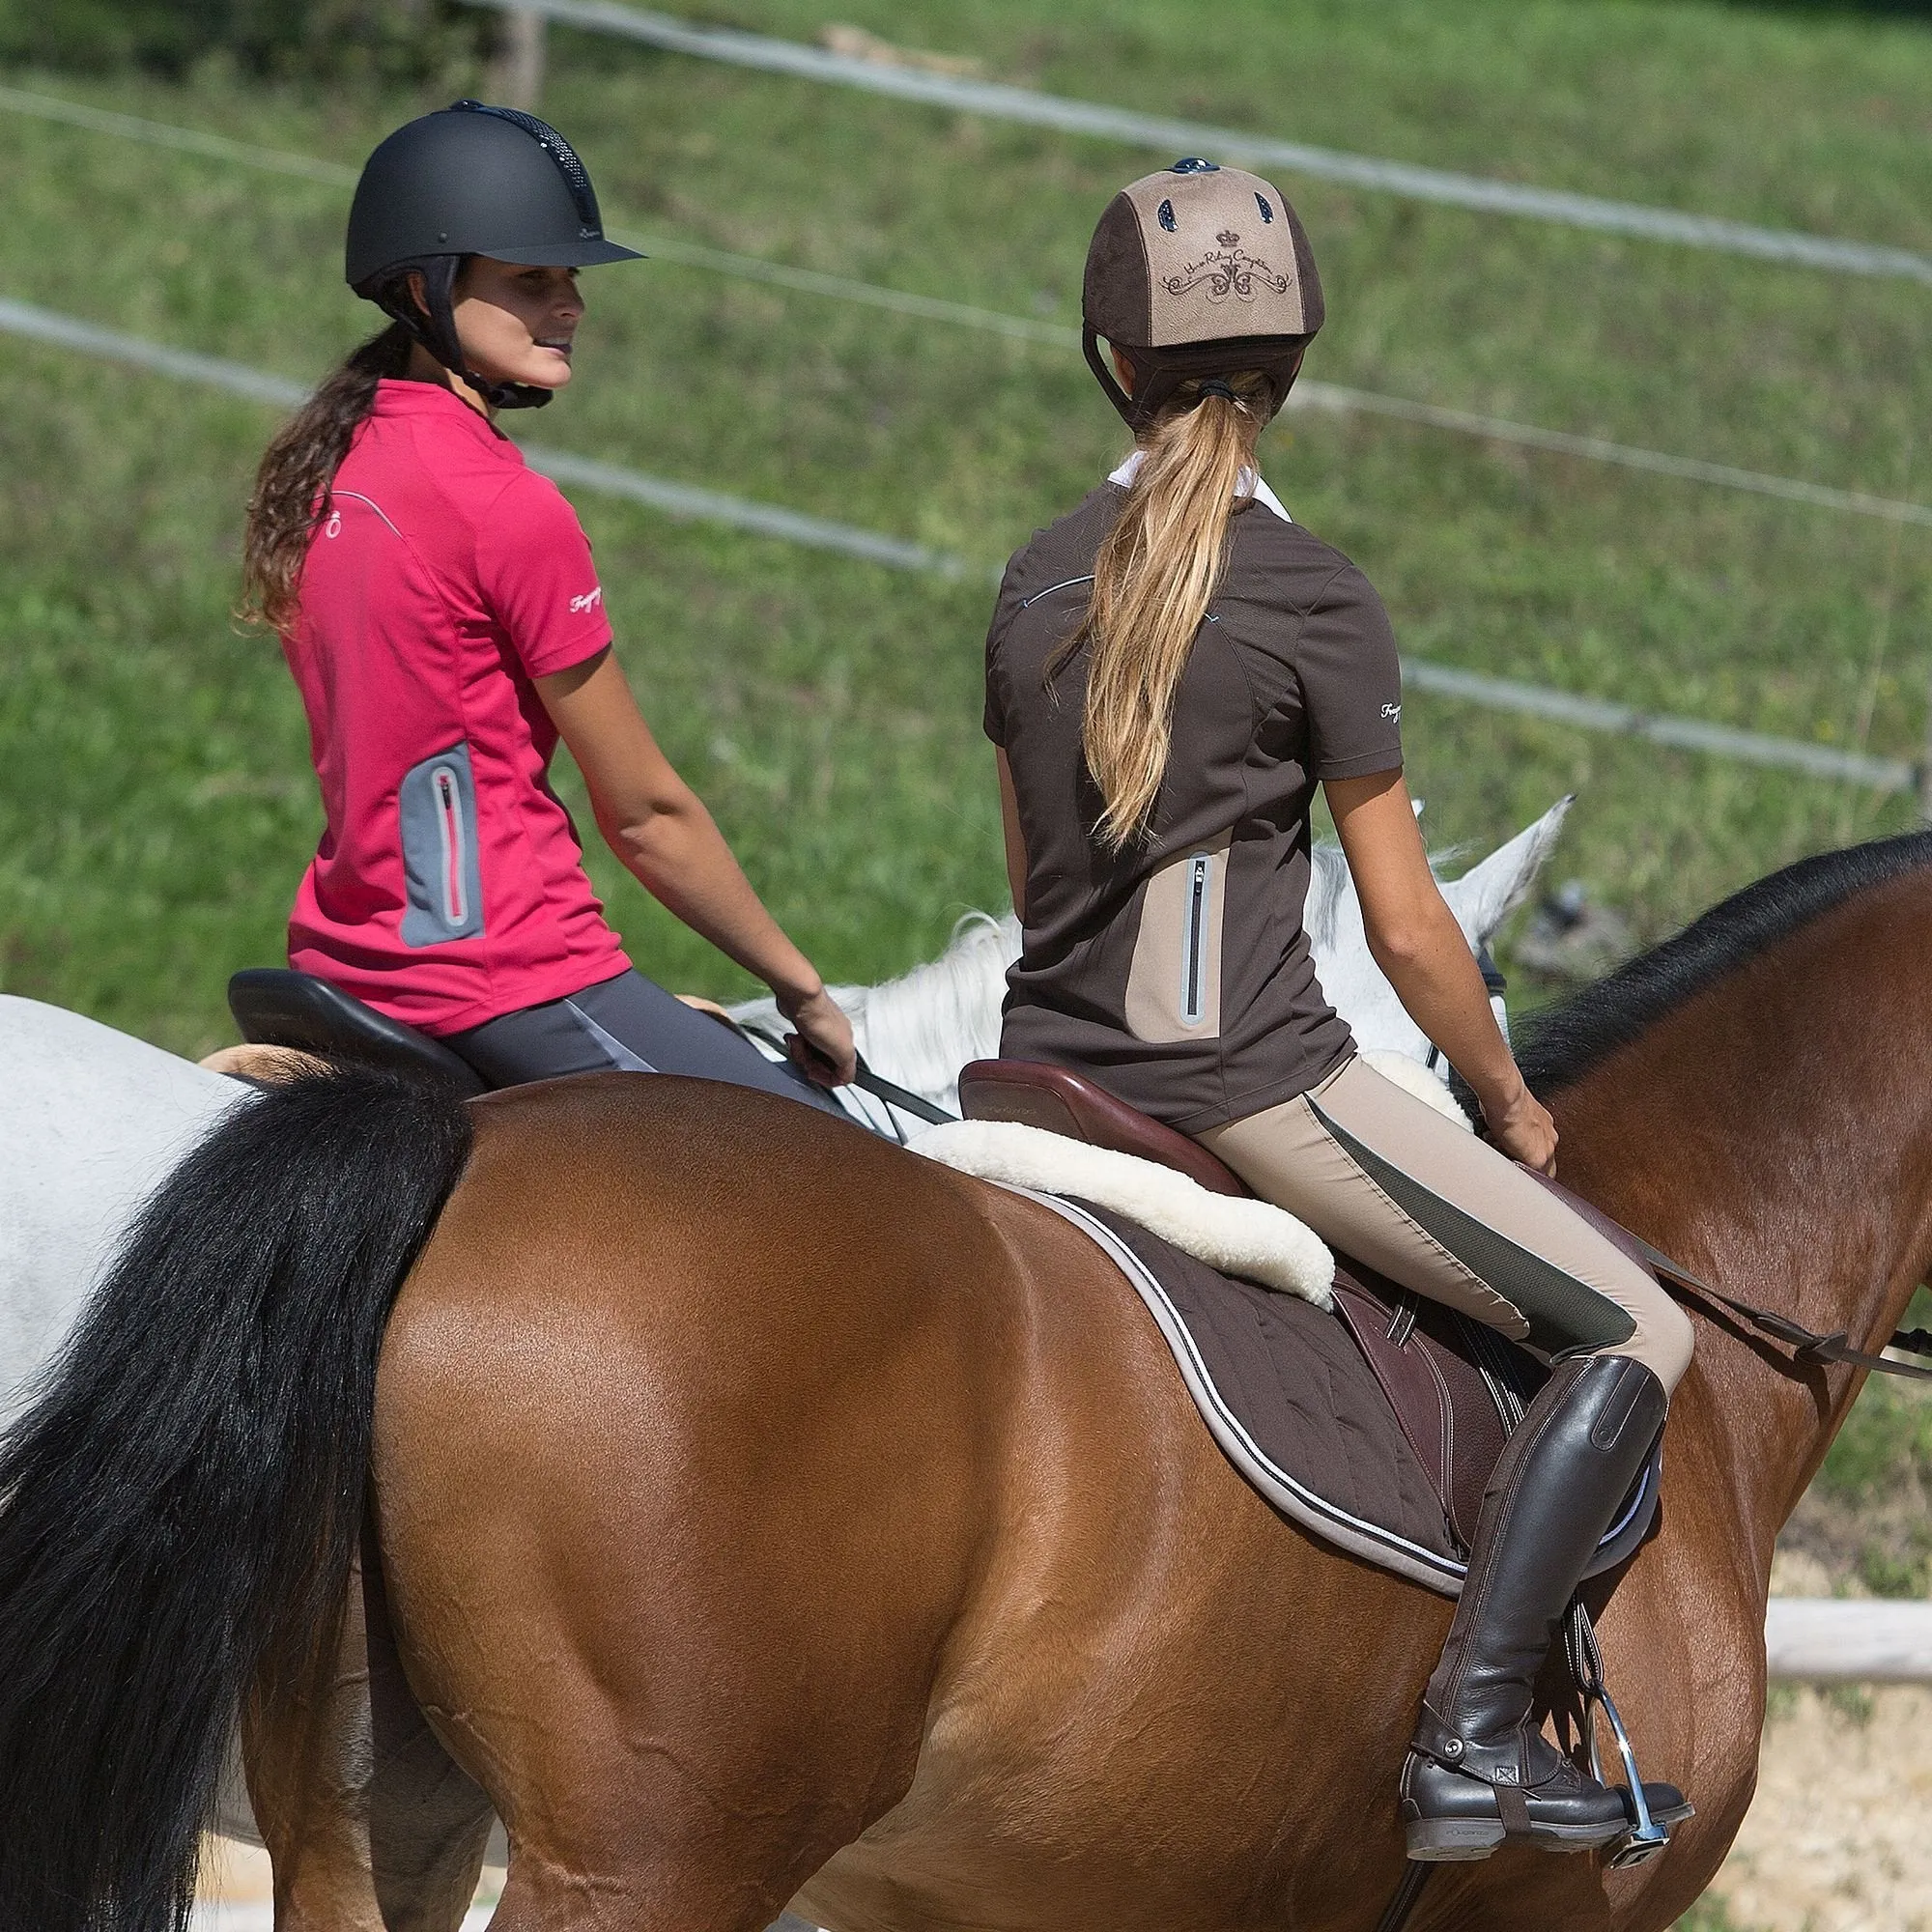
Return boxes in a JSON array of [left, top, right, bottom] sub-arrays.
[[345, 100, 641, 411]]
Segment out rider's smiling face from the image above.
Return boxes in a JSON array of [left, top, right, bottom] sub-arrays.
[[429, 256, 586, 393]]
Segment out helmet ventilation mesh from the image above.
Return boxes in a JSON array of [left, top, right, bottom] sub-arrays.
[[450, 99, 601, 234]]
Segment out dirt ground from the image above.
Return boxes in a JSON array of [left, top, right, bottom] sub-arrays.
[[1691, 1550, 1932, 1932], [192, 1845, 498, 1929], [194, 1558, 1929, 1931], [1707, 1682, 1932, 1932]]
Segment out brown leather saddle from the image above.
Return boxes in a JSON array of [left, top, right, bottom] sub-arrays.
[[958, 1058, 1656, 1564]]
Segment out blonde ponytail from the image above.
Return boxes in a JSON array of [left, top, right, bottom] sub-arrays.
[[1060, 369, 1270, 850]]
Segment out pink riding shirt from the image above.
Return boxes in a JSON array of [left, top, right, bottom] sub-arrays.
[[281, 378, 630, 1035]]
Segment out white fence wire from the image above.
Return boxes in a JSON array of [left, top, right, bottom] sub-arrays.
[[5, 82, 1925, 532], [3, 293, 1916, 796], [453, 0, 1932, 284]]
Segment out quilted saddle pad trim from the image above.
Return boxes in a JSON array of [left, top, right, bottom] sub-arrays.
[[1017, 1187, 1466, 1594], [1015, 1188, 1661, 1600]]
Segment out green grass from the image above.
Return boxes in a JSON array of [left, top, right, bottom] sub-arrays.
[[1819, 1370, 1932, 1505], [1807, 1286, 1932, 1594], [1, 0, 1929, 1058], [1674, 1895, 1756, 1932], [0, 20, 1919, 1921], [1776, 1286, 1932, 1595]]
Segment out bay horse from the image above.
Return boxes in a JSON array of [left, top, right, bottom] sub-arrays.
[[3, 831, 1928, 1932]]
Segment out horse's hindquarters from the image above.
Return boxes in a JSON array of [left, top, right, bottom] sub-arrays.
[[363, 1077, 1025, 1924], [793, 1188, 1456, 1932]]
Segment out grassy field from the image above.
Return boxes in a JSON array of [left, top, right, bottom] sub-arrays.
[[1, 0, 1928, 1053], [3, 13, 1929, 1924]]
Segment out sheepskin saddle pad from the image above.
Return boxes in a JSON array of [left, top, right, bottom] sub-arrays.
[[916, 1110, 1662, 1598]]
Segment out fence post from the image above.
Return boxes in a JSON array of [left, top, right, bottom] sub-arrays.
[[498, 8, 547, 112]]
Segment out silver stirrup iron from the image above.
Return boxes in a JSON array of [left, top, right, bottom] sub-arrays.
[[1568, 1604, 1672, 1867]]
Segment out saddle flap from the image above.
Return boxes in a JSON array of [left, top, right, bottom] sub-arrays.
[[227, 969, 485, 1095], [1331, 1267, 1515, 1551], [1333, 1260, 1662, 1574], [994, 1177, 1664, 1596], [957, 1059, 1251, 1198]]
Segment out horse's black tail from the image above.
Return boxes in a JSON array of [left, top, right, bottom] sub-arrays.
[[0, 1063, 473, 1932]]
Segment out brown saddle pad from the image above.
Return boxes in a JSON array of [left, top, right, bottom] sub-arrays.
[[1044, 1199, 1661, 1597]]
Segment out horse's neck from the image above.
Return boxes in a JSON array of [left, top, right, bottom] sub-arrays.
[[1551, 882, 1932, 1566]]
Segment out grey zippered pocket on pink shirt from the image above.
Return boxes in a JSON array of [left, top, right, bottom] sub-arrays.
[[399, 743, 485, 947]]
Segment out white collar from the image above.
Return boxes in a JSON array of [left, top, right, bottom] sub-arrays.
[[1107, 449, 1293, 525]]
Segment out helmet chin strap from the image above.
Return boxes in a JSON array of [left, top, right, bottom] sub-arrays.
[[374, 257, 554, 412], [1082, 327, 1306, 435]]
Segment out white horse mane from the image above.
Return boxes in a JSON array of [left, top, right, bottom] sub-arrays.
[[834, 909, 1016, 1096]]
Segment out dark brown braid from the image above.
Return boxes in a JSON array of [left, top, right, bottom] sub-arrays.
[[239, 321, 415, 633]]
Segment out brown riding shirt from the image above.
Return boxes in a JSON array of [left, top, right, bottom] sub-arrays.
[[984, 467, 1405, 1134]]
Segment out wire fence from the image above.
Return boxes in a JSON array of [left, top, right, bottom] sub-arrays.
[[4, 80, 1926, 536], [4, 292, 1916, 796], [4, 13, 1926, 802], [455, 0, 1932, 283]]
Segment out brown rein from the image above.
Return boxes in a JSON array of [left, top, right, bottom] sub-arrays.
[[1630, 1236, 1932, 1384]]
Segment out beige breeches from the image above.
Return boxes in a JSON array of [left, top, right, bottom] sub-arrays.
[[1200, 1056, 1693, 1392]]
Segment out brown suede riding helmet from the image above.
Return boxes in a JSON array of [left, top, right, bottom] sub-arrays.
[[1083, 157, 1323, 432]]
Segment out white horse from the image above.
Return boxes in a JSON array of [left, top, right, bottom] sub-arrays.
[[0, 1016, 242, 1432]]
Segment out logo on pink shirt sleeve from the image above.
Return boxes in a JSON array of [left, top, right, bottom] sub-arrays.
[[568, 586, 604, 615]]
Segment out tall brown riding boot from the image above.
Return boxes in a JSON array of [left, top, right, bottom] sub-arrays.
[[1400, 1353, 1688, 1861]]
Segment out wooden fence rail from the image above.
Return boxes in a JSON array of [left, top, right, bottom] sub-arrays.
[[1764, 1596, 1932, 1685]]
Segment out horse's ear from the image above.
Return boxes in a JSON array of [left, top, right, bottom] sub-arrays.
[[1442, 797, 1574, 945]]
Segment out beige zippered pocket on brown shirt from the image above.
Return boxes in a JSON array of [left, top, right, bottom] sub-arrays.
[[1123, 831, 1230, 1042]]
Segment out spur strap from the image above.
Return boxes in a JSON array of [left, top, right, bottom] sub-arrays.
[[1410, 1705, 1528, 1785]]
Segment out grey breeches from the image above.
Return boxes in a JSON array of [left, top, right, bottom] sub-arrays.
[[1200, 1055, 1693, 1393], [444, 968, 844, 1116]]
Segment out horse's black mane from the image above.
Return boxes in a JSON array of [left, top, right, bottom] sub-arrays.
[[1513, 828, 1932, 1097]]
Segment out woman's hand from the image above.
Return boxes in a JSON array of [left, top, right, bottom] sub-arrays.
[[1326, 768, 1558, 1174], [780, 984, 858, 1088], [1480, 1077, 1559, 1177]]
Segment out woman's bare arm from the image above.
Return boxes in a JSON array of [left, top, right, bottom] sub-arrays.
[[1324, 767, 1555, 1173], [535, 648, 856, 1082]]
